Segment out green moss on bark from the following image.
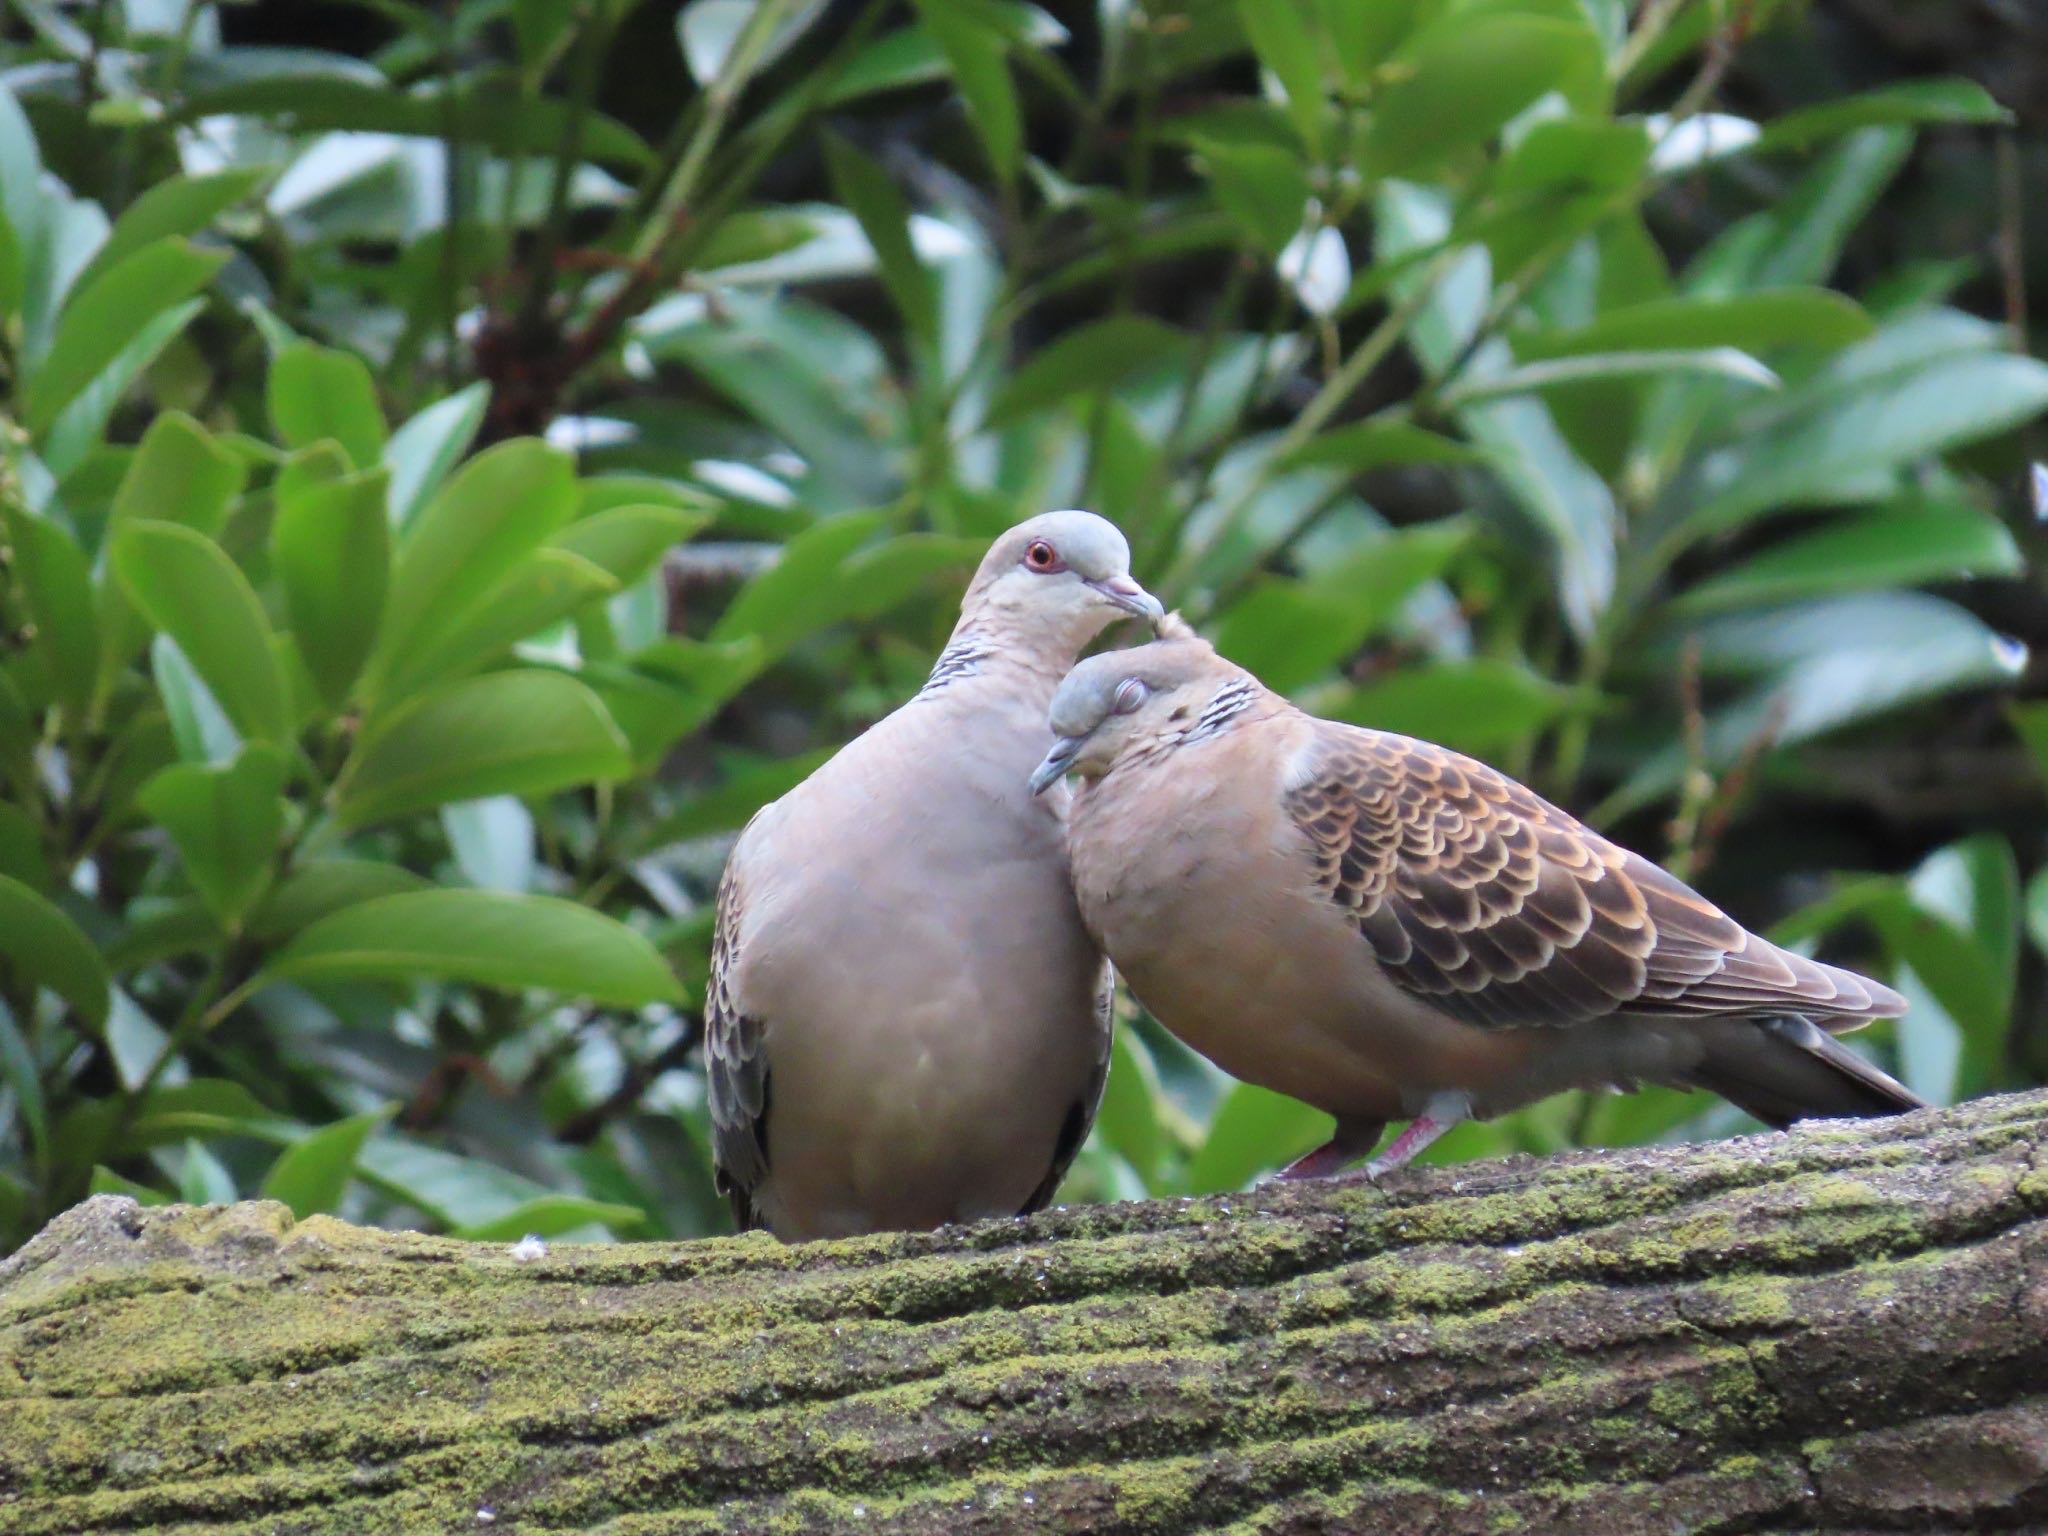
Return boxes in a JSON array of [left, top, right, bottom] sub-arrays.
[[3, 1092, 2047, 1533]]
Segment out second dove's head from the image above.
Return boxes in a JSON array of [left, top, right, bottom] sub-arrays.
[[1030, 629, 1247, 795], [964, 511, 1164, 643]]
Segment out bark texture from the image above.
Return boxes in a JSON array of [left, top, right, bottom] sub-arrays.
[[2, 1091, 2046, 1535]]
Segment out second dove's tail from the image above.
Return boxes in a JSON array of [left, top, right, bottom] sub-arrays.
[[1688, 1015, 1929, 1130]]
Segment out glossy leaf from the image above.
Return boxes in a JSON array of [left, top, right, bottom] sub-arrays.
[[384, 549, 617, 696], [914, 0, 1019, 182], [985, 317, 1188, 425], [79, 168, 268, 290], [259, 1108, 394, 1219], [112, 521, 291, 745], [273, 469, 391, 707], [258, 890, 684, 1007], [136, 747, 289, 926], [248, 860, 432, 944], [268, 342, 387, 470], [370, 440, 578, 699], [384, 382, 490, 529], [1758, 78, 2009, 152], [1236, 0, 1324, 156], [23, 240, 225, 434], [337, 670, 631, 828], [1672, 502, 2021, 616], [823, 132, 938, 355], [4, 505, 100, 722], [0, 874, 111, 1037]]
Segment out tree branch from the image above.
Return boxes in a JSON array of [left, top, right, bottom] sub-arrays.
[[4, 1092, 2047, 1532]]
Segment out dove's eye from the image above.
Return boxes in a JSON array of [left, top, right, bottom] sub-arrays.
[[1113, 679, 1149, 714], [1024, 539, 1065, 573]]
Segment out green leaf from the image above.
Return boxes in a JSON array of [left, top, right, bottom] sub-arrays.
[[257, 890, 684, 1007], [1671, 502, 2022, 616], [1684, 345, 2048, 539], [1758, 78, 2009, 153], [112, 521, 291, 746], [1322, 660, 1570, 758], [369, 440, 577, 700], [136, 747, 288, 926], [1181, 1081, 1331, 1194], [54, 1079, 277, 1168], [384, 382, 490, 529], [823, 132, 938, 356], [1236, 0, 1324, 156], [0, 85, 43, 320], [2027, 867, 2048, 963], [1212, 521, 1472, 693], [78, 168, 268, 291], [1362, 13, 1605, 175], [550, 504, 706, 587], [453, 1193, 647, 1242], [272, 469, 391, 707], [0, 1002, 45, 1160], [3, 505, 100, 723], [178, 76, 654, 168], [40, 299, 207, 481], [268, 342, 387, 470], [711, 512, 885, 654], [913, 0, 1020, 182], [23, 239, 227, 434], [1516, 290, 1873, 359], [152, 635, 242, 765], [1191, 137, 1310, 255], [248, 860, 432, 944], [636, 746, 834, 849], [95, 412, 249, 700], [443, 796, 536, 893], [382, 549, 618, 696], [259, 1108, 394, 1219], [0, 874, 111, 1037], [1440, 347, 1779, 410], [587, 638, 767, 768], [986, 317, 1189, 426], [1283, 419, 1476, 474], [89, 1166, 172, 1206], [336, 670, 631, 829], [1096, 1023, 1164, 1185]]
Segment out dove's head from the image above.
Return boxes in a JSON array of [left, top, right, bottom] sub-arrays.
[[1030, 622, 1256, 795], [962, 511, 1163, 651]]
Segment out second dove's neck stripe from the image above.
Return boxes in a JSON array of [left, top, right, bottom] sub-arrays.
[[1182, 677, 1260, 744]]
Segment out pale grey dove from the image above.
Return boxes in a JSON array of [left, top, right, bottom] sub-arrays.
[[1032, 624, 1924, 1179], [707, 512, 1163, 1238]]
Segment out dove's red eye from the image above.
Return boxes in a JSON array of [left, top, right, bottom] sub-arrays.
[[1024, 539, 1065, 573]]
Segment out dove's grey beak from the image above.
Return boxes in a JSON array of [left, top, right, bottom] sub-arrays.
[[1088, 574, 1165, 626], [1029, 737, 1083, 797]]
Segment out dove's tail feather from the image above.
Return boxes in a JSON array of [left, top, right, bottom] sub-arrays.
[[1689, 1015, 1928, 1130]]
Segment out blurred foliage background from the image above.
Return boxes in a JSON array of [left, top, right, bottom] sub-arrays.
[[0, 0, 2045, 1252]]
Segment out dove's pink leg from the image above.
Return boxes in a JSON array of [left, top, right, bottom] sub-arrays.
[[1274, 1117, 1386, 1180], [1364, 1091, 1472, 1178]]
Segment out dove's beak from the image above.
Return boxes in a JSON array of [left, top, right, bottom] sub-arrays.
[[1088, 574, 1165, 626], [1029, 737, 1084, 797]]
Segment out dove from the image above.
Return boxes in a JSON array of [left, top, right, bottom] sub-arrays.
[[1031, 623, 1924, 1180], [706, 512, 1164, 1238]]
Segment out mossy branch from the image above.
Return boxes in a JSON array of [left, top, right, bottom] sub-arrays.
[[4, 1092, 2047, 1534]]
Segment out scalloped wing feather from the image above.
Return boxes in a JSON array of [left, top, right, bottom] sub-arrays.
[[1285, 724, 1905, 1032]]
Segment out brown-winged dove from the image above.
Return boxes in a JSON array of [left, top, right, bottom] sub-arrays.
[[1031, 623, 1924, 1180], [707, 512, 1164, 1238]]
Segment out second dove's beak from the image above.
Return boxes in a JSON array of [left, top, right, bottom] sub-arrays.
[[1029, 738, 1083, 797], [1088, 574, 1165, 626]]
